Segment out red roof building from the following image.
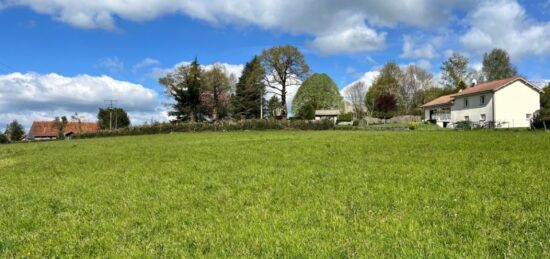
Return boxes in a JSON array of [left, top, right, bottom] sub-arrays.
[[28, 121, 99, 140]]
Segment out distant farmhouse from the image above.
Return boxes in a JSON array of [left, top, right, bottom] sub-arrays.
[[315, 110, 340, 123], [27, 121, 99, 140], [422, 77, 543, 128]]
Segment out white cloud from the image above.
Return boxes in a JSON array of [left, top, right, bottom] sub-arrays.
[[345, 67, 357, 74], [460, 0, 550, 59], [203, 63, 244, 79], [401, 35, 440, 59], [98, 56, 124, 73], [132, 58, 160, 72], [310, 24, 386, 55], [416, 59, 433, 70], [341, 70, 380, 98], [0, 72, 163, 130], [0, 0, 477, 54]]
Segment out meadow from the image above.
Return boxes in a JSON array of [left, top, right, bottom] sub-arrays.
[[0, 131, 549, 257]]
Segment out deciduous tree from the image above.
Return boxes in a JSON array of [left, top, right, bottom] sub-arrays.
[[401, 64, 436, 114], [267, 95, 282, 118], [374, 93, 397, 119], [366, 61, 402, 115], [292, 73, 343, 115], [98, 108, 131, 130], [343, 81, 368, 119], [482, 48, 518, 81], [441, 52, 469, 91], [203, 64, 234, 121], [261, 45, 309, 118], [4, 120, 25, 142], [54, 116, 68, 139], [296, 101, 315, 120], [541, 82, 550, 109]]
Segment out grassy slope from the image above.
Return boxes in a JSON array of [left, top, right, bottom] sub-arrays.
[[0, 131, 549, 257]]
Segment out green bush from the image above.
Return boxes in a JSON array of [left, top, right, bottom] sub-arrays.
[[296, 102, 315, 120], [0, 133, 9, 144], [454, 121, 473, 130], [408, 122, 417, 130], [337, 112, 353, 122], [532, 109, 550, 130]]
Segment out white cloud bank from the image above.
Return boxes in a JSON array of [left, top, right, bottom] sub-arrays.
[[0, 0, 476, 54], [0, 72, 165, 131], [460, 0, 550, 59], [401, 36, 442, 60]]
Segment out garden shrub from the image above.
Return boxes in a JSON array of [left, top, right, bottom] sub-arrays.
[[532, 109, 550, 130], [454, 121, 473, 130], [337, 112, 353, 122], [0, 134, 9, 144]]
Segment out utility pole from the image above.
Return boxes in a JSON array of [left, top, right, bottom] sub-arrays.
[[260, 96, 263, 119], [260, 87, 265, 119], [104, 100, 118, 131]]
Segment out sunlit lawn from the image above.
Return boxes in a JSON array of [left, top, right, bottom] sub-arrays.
[[0, 131, 549, 257]]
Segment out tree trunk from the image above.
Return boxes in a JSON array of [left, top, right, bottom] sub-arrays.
[[281, 85, 287, 119], [212, 107, 218, 122], [190, 112, 196, 123]]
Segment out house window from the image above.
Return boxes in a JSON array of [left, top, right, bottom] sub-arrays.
[[480, 95, 486, 105], [464, 98, 469, 107], [465, 116, 470, 121], [480, 114, 486, 121]]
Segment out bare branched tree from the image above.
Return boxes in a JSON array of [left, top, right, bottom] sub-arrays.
[[401, 64, 436, 114], [343, 82, 368, 119]]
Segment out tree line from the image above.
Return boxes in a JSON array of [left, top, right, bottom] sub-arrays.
[[345, 48, 521, 119], [159, 45, 344, 122], [161, 46, 527, 123]]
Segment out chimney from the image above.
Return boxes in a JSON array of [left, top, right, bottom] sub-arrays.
[[470, 79, 477, 88]]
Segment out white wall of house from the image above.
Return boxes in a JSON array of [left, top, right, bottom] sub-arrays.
[[494, 81, 540, 128], [451, 93, 494, 123]]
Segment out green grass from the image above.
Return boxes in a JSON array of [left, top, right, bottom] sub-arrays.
[[1, 131, 549, 257]]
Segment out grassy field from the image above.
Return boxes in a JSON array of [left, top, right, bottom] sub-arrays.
[[1, 131, 549, 257]]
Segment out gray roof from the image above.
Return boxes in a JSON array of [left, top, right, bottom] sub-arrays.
[[315, 110, 340, 116]]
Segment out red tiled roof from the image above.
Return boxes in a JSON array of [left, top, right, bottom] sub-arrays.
[[421, 94, 454, 108], [422, 77, 543, 108], [29, 121, 99, 138], [452, 77, 521, 97]]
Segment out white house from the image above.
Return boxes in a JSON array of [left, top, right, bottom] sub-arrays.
[[422, 77, 543, 128]]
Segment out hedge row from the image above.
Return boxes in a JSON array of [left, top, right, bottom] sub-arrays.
[[76, 119, 335, 139]]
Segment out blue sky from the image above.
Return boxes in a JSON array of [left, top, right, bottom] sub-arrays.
[[0, 0, 549, 129]]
